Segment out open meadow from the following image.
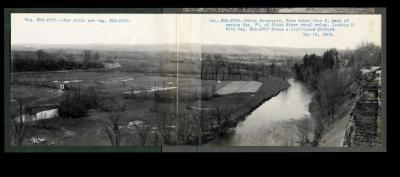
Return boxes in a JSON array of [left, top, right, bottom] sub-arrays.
[[10, 52, 290, 146]]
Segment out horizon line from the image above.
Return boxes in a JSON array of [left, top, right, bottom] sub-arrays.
[[10, 42, 374, 50]]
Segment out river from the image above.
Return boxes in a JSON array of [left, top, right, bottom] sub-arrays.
[[209, 78, 314, 146]]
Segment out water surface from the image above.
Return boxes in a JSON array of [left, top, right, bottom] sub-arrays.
[[211, 78, 313, 146]]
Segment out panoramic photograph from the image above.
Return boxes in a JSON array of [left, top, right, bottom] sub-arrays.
[[8, 12, 383, 149]]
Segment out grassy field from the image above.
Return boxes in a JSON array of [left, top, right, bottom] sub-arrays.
[[180, 77, 290, 143], [10, 58, 289, 146], [215, 81, 262, 95], [21, 100, 169, 146], [11, 63, 179, 146]]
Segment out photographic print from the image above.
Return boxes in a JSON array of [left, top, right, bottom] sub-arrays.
[[5, 8, 385, 152]]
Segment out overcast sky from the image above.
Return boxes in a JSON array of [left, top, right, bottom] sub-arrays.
[[11, 13, 381, 49]]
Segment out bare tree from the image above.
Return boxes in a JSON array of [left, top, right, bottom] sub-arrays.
[[214, 62, 219, 80], [212, 84, 216, 95], [83, 50, 92, 64], [318, 69, 342, 126], [129, 86, 135, 99], [294, 117, 314, 146], [84, 86, 100, 110], [228, 66, 233, 80], [153, 84, 160, 112], [192, 111, 204, 145], [133, 121, 150, 146], [153, 131, 159, 146], [210, 107, 229, 140], [156, 110, 175, 145], [200, 62, 206, 79], [177, 113, 196, 145], [103, 100, 126, 146], [11, 93, 26, 146], [93, 51, 100, 62], [159, 61, 164, 76], [38, 114, 47, 129]]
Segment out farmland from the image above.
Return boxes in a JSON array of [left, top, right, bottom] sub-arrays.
[[10, 47, 292, 146]]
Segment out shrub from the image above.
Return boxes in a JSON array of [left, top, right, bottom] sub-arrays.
[[58, 86, 100, 118], [58, 91, 88, 118]]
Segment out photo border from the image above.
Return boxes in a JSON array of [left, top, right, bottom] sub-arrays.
[[3, 7, 387, 152]]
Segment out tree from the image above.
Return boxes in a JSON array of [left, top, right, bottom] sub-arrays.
[[211, 84, 216, 96], [83, 86, 100, 109], [294, 117, 314, 146], [210, 107, 229, 140], [93, 51, 100, 62], [292, 44, 381, 145], [177, 113, 197, 144], [270, 63, 276, 76], [153, 131, 159, 146], [133, 121, 150, 146], [11, 93, 26, 146], [214, 61, 219, 80], [82, 50, 102, 69], [156, 110, 175, 145], [36, 49, 47, 60], [235, 63, 240, 80], [211, 65, 215, 80], [200, 62, 205, 79], [153, 84, 160, 112], [159, 60, 165, 76], [192, 111, 205, 145], [83, 50, 92, 63], [318, 69, 341, 126], [322, 49, 339, 69], [352, 42, 381, 69], [38, 112, 47, 129], [253, 71, 259, 81], [103, 101, 126, 146], [129, 86, 136, 99], [58, 88, 96, 118], [228, 66, 232, 80]]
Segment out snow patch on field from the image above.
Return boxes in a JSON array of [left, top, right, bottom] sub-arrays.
[[121, 78, 133, 82], [103, 62, 121, 69], [215, 81, 262, 95], [124, 86, 177, 94], [63, 80, 83, 84], [15, 109, 58, 123], [52, 80, 83, 84]]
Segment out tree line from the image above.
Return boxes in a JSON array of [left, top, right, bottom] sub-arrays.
[[12, 50, 104, 72], [292, 42, 381, 146], [200, 54, 292, 82]]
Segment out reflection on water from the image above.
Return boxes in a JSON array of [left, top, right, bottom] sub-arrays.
[[211, 78, 313, 146]]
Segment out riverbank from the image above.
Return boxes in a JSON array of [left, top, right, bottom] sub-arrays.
[[12, 70, 290, 146], [198, 77, 291, 145], [307, 81, 358, 147], [207, 78, 316, 146]]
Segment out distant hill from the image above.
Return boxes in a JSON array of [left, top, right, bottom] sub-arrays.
[[11, 45, 37, 51], [11, 43, 329, 57], [197, 44, 328, 56]]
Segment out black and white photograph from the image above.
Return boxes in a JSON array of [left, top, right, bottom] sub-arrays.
[[5, 8, 385, 152]]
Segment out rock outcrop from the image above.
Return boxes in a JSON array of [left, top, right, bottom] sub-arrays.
[[343, 66, 381, 147]]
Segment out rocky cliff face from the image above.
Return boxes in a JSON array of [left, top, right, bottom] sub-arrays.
[[343, 66, 381, 147]]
